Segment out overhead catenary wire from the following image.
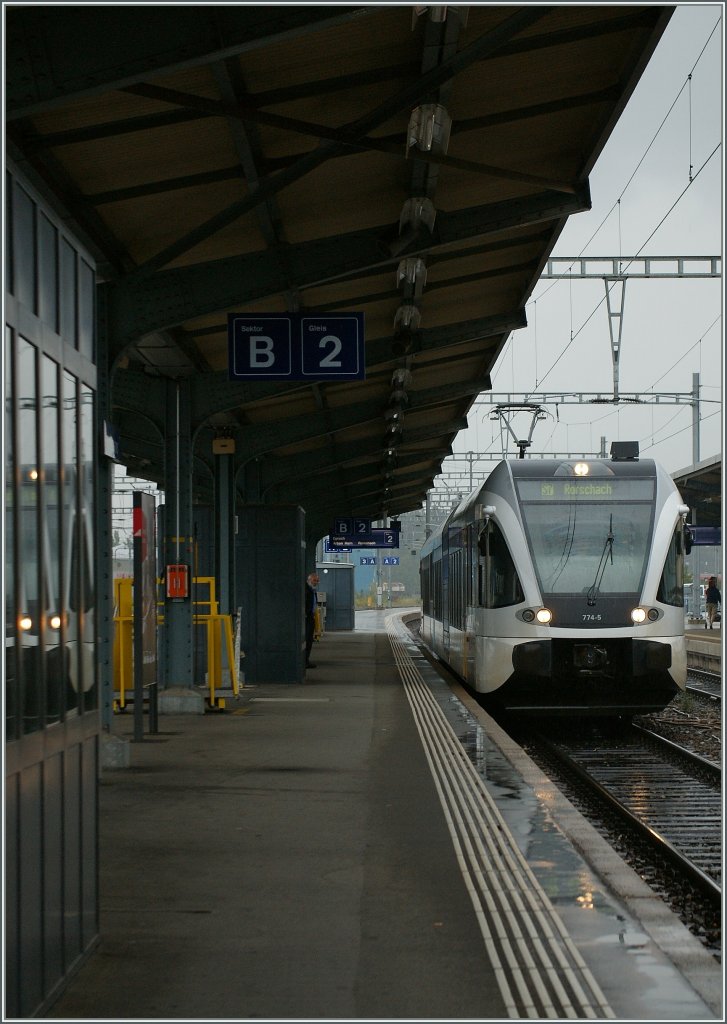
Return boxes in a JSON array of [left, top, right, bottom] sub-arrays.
[[456, 18, 721, 468], [506, 17, 721, 395], [532, 143, 721, 390], [527, 16, 720, 310]]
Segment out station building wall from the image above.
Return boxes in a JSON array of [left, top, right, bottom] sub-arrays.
[[5, 163, 100, 1017]]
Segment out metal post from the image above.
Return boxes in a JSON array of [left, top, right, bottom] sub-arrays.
[[376, 543, 382, 608], [214, 452, 234, 616], [692, 372, 700, 465], [163, 379, 194, 689], [604, 277, 627, 401]]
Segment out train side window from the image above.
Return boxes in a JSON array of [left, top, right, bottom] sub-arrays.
[[478, 521, 524, 608], [657, 525, 684, 607]]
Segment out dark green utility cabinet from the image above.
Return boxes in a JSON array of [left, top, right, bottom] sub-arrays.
[[316, 561, 355, 630], [237, 506, 306, 682]]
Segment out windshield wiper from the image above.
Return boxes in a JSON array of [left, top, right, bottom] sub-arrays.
[[587, 514, 614, 606]]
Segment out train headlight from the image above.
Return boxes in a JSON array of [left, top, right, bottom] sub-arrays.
[[574, 462, 590, 476], [631, 607, 647, 624], [19, 615, 33, 631], [522, 609, 535, 622], [49, 614, 62, 630], [647, 608, 660, 622], [536, 608, 552, 624]]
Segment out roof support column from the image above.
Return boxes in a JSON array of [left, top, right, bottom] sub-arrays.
[[214, 451, 235, 617], [160, 379, 204, 712]]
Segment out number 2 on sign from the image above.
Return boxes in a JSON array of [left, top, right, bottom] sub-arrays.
[[319, 335, 342, 367]]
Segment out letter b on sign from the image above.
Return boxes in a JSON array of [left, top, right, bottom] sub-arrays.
[[250, 336, 274, 367]]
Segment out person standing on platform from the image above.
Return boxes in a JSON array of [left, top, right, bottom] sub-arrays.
[[305, 572, 320, 668], [704, 577, 721, 629]]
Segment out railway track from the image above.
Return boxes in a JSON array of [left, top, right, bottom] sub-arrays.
[[513, 720, 722, 954], [407, 617, 722, 953], [686, 667, 722, 701]]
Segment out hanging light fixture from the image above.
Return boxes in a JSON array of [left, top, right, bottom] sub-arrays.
[[396, 257, 427, 299], [407, 104, 452, 156]]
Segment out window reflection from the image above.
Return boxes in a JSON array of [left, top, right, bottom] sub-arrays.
[[17, 337, 41, 733], [5, 328, 17, 739], [60, 239, 77, 348], [657, 526, 685, 607], [42, 356, 63, 723], [79, 386, 97, 707], [63, 372, 79, 714]]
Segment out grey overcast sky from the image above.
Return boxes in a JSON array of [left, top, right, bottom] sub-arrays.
[[445, 2, 723, 481]]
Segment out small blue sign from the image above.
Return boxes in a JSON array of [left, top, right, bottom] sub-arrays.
[[228, 313, 364, 381], [360, 556, 377, 565], [383, 557, 400, 565]]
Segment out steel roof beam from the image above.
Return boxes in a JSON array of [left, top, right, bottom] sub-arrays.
[[265, 452, 448, 504], [229, 377, 489, 464], [291, 472, 429, 513], [104, 189, 586, 352], [118, 7, 553, 280], [309, 484, 431, 521], [258, 424, 463, 493], [6, 6, 377, 119], [26, 85, 617, 195], [123, 80, 578, 197]]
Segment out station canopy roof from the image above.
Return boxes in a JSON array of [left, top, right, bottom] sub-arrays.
[[672, 456, 722, 530], [6, 5, 674, 538]]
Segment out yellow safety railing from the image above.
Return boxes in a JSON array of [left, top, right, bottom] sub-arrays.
[[112, 577, 134, 712], [113, 576, 240, 712]]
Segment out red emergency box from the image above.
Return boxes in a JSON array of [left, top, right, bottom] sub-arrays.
[[166, 564, 190, 599]]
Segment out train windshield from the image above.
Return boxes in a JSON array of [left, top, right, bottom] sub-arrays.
[[516, 478, 655, 597]]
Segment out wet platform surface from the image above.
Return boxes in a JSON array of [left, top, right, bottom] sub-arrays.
[[685, 621, 722, 672], [46, 609, 721, 1020]]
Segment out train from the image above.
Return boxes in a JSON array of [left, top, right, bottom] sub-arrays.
[[419, 449, 691, 715]]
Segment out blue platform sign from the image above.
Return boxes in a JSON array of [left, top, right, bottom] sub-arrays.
[[360, 556, 377, 565], [228, 313, 364, 381], [383, 557, 400, 565], [328, 528, 399, 550], [689, 526, 721, 546], [324, 538, 352, 553], [333, 516, 372, 538]]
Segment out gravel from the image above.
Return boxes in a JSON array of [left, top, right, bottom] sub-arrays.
[[634, 689, 721, 765]]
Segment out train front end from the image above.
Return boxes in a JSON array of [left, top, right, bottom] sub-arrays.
[[492, 456, 689, 715]]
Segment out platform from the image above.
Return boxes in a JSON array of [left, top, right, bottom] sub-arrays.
[[45, 610, 721, 1021], [686, 622, 722, 673]]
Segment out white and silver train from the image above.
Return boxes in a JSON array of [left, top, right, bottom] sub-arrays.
[[419, 450, 691, 715]]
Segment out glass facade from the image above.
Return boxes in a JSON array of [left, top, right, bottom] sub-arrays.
[[4, 174, 97, 733]]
